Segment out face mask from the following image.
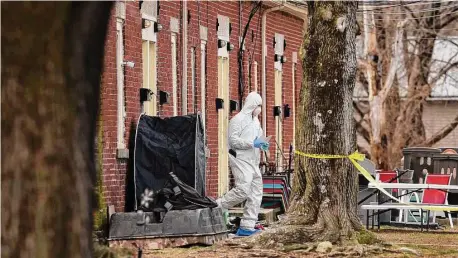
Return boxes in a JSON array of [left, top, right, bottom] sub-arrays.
[[253, 107, 261, 116]]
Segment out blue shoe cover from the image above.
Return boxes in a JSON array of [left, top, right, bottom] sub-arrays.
[[235, 228, 261, 236]]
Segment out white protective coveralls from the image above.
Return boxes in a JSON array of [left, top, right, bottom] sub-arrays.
[[219, 92, 264, 230]]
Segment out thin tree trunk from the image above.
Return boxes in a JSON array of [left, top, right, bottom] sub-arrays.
[[362, 4, 407, 170], [286, 1, 361, 243], [391, 2, 441, 164], [1, 2, 112, 257], [362, 2, 389, 170]]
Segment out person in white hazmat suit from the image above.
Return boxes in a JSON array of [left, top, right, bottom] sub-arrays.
[[216, 92, 269, 237]]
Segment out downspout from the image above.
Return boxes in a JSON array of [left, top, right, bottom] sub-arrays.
[[261, 3, 285, 133], [182, 1, 188, 114]]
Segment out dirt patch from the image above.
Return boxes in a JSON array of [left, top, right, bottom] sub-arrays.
[[375, 227, 458, 257], [139, 226, 458, 258]]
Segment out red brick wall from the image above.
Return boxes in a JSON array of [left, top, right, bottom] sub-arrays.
[[99, 1, 305, 211], [99, 2, 142, 211], [265, 11, 304, 168]]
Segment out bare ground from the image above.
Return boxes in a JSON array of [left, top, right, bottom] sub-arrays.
[[138, 224, 458, 258]]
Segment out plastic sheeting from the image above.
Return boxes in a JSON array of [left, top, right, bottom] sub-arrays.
[[134, 113, 206, 210]]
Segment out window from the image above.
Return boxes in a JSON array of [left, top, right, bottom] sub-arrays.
[[141, 1, 158, 116], [142, 40, 157, 116]]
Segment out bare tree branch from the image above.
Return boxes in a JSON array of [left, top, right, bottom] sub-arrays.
[[353, 101, 371, 143], [402, 5, 420, 24], [381, 20, 407, 100], [430, 50, 458, 66], [429, 61, 458, 87], [353, 101, 366, 118], [440, 7, 458, 29], [357, 75, 369, 94], [405, 37, 458, 56], [397, 35, 409, 90], [443, 73, 458, 85], [427, 1, 442, 32], [357, 58, 370, 69], [446, 38, 458, 49], [422, 113, 458, 146], [356, 120, 371, 144], [357, 144, 371, 160]]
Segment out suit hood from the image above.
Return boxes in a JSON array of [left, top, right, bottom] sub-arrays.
[[241, 92, 262, 115]]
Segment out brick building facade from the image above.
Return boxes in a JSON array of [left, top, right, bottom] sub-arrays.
[[98, 1, 306, 211]]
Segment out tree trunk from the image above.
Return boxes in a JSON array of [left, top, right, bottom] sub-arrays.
[[379, 19, 401, 170], [361, 2, 389, 170], [1, 2, 112, 257], [370, 20, 406, 170], [287, 1, 361, 243]]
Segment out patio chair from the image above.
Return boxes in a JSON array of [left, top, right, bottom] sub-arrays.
[[375, 171, 400, 223], [394, 169, 420, 223], [419, 174, 454, 228], [376, 170, 400, 197], [376, 170, 420, 223], [377, 170, 399, 188]]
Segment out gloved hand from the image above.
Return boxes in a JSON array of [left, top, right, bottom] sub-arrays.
[[253, 137, 267, 149], [260, 143, 270, 151]]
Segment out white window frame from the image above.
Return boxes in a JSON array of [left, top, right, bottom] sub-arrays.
[[200, 25, 208, 127], [217, 56, 230, 196], [216, 16, 231, 196], [292, 52, 298, 148], [116, 17, 126, 150], [217, 15, 230, 58], [200, 41, 207, 126], [274, 33, 285, 171], [170, 17, 179, 116], [141, 7, 158, 116], [274, 70, 283, 172], [171, 33, 178, 116], [274, 33, 285, 72], [191, 47, 197, 113], [142, 40, 157, 116]]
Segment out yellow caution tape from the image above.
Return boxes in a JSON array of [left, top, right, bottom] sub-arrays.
[[295, 150, 458, 212]]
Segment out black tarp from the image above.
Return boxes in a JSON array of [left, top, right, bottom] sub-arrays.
[[134, 113, 207, 210]]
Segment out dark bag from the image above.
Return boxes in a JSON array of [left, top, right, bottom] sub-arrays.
[[139, 172, 217, 213]]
